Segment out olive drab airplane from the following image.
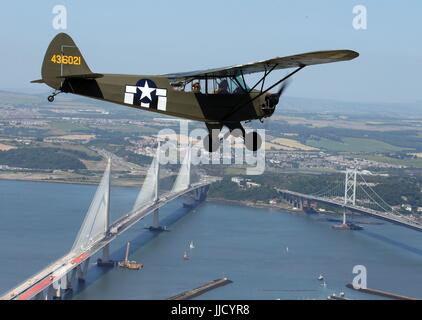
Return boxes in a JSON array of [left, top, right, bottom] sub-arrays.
[[32, 33, 359, 151]]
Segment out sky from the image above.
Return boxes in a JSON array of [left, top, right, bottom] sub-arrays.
[[0, 0, 421, 104]]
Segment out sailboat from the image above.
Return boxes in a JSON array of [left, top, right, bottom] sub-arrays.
[[183, 251, 189, 260], [189, 241, 195, 250]]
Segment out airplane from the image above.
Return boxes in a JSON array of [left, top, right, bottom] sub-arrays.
[[32, 33, 359, 152]]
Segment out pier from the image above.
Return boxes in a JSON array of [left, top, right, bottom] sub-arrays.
[[168, 278, 233, 300], [346, 284, 417, 300]]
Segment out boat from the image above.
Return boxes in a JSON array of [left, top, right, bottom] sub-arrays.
[[318, 274, 324, 281], [118, 241, 143, 270], [286, 246, 289, 253], [189, 241, 195, 249], [332, 222, 363, 230], [183, 251, 190, 260]]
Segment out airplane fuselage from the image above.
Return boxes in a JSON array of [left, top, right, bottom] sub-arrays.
[[60, 74, 269, 125]]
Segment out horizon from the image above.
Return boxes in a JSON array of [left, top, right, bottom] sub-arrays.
[[1, 87, 421, 109]]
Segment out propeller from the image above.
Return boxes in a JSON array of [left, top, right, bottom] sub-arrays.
[[277, 80, 290, 98], [263, 79, 290, 115], [262, 79, 291, 132]]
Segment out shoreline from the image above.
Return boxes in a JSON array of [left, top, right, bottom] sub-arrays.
[[208, 197, 314, 215], [0, 175, 344, 217], [0, 173, 141, 188], [207, 197, 347, 219]]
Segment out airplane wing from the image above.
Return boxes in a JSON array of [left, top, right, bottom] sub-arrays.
[[163, 50, 359, 80], [31, 73, 103, 84]]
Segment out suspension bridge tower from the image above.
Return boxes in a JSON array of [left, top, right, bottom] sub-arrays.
[[342, 169, 357, 225]]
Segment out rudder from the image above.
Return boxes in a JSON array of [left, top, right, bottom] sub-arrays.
[[41, 33, 93, 89]]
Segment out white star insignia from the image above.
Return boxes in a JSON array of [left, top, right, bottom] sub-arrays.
[[138, 81, 155, 102]]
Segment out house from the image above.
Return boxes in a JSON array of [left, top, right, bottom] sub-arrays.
[[401, 204, 412, 212], [231, 177, 244, 187], [246, 181, 261, 188]]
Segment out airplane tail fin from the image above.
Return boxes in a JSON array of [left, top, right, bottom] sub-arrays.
[[33, 33, 94, 89]]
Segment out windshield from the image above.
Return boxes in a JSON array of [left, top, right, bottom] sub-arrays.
[[234, 75, 249, 91]]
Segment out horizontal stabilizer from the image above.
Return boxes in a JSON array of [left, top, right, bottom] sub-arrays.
[[56, 73, 104, 80], [30, 79, 45, 84]]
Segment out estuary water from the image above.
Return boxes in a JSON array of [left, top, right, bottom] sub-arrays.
[[1, 180, 422, 300]]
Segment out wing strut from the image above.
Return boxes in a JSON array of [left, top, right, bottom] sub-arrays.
[[222, 65, 305, 121]]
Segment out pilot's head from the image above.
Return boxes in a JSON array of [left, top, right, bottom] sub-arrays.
[[192, 82, 201, 92], [220, 79, 228, 89]]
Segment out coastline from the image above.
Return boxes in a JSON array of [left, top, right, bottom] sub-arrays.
[[207, 197, 343, 218], [0, 175, 342, 217], [207, 196, 307, 215], [0, 172, 142, 188]]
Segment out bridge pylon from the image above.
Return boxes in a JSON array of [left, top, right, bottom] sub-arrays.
[[98, 158, 114, 267], [150, 142, 162, 230], [133, 142, 165, 231], [77, 258, 90, 283], [342, 169, 357, 225]]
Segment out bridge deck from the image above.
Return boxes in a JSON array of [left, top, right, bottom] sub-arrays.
[[0, 181, 211, 301], [279, 189, 422, 231]]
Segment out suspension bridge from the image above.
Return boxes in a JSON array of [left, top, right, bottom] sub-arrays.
[[278, 169, 422, 231], [1, 143, 215, 300]]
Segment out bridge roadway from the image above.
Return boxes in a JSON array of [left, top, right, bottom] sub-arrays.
[[1, 181, 211, 301], [279, 189, 422, 232]]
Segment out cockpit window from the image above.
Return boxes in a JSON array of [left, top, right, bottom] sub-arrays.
[[213, 77, 246, 94], [235, 75, 249, 91], [170, 76, 249, 94]]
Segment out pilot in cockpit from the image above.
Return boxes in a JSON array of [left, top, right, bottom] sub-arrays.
[[216, 79, 229, 94], [192, 81, 201, 93]]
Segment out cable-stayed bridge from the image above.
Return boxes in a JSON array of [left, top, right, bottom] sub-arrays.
[[1, 144, 214, 300], [278, 169, 422, 231]]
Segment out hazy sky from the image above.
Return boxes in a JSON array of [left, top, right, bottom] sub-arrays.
[[0, 0, 421, 103]]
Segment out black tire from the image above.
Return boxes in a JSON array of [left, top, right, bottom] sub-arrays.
[[47, 95, 54, 102], [245, 131, 262, 152], [230, 128, 244, 138], [203, 134, 219, 153]]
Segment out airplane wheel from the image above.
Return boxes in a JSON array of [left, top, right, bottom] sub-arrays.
[[47, 95, 55, 102], [204, 134, 219, 153], [245, 131, 262, 152], [230, 128, 244, 138]]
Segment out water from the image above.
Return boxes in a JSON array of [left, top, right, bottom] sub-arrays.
[[1, 180, 422, 299]]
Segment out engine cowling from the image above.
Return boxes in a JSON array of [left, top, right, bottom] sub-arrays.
[[261, 93, 279, 117]]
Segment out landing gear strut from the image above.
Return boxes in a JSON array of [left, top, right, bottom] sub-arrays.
[[204, 124, 221, 153], [204, 122, 262, 152], [47, 90, 61, 102], [244, 131, 262, 152]]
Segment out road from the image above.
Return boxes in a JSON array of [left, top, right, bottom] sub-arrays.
[[1, 180, 212, 300], [279, 189, 422, 231]]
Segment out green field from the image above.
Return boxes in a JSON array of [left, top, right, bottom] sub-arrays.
[[306, 137, 410, 153], [224, 167, 247, 175], [49, 121, 91, 133], [364, 155, 422, 168], [96, 124, 157, 135], [40, 143, 100, 159]]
